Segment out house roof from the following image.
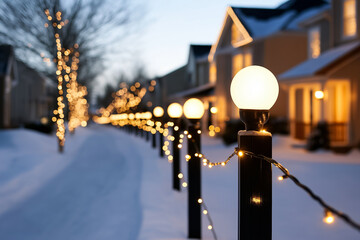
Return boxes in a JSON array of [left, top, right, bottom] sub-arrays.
[[0, 45, 13, 75], [190, 44, 211, 59], [279, 41, 360, 80], [231, 0, 329, 39], [209, 0, 329, 61]]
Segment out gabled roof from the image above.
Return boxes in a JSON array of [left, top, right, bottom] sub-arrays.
[[190, 44, 211, 59], [232, 0, 328, 38], [279, 41, 360, 80], [209, 0, 329, 61]]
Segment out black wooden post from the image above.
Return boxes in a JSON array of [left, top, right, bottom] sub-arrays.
[[172, 118, 181, 191], [159, 118, 164, 157], [146, 129, 150, 141], [187, 119, 201, 239], [152, 118, 156, 148], [238, 109, 272, 240]]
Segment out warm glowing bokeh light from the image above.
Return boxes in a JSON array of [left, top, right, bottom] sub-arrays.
[[315, 90, 324, 99], [210, 107, 218, 114], [183, 98, 205, 119], [167, 103, 183, 118], [153, 106, 164, 117]]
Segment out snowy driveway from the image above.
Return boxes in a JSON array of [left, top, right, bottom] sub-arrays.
[[0, 126, 142, 240]]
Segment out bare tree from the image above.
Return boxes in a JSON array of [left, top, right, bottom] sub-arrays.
[[0, 0, 141, 93]]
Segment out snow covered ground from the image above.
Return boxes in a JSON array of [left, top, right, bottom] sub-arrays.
[[0, 124, 359, 240]]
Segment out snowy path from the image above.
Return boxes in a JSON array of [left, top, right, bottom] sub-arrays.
[[0, 126, 142, 240], [0, 125, 359, 240]]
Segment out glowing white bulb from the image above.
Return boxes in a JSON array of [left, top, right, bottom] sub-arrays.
[[230, 65, 279, 110], [315, 90, 324, 99], [153, 106, 164, 117], [183, 98, 205, 119], [167, 103, 183, 118]]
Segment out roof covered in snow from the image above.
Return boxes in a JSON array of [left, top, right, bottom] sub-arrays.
[[231, 0, 329, 39], [279, 41, 360, 80]]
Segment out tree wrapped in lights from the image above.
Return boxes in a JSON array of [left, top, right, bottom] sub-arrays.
[[67, 50, 89, 132], [46, 10, 89, 151], [45, 10, 66, 152]]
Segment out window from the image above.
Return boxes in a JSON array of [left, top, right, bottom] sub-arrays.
[[309, 26, 321, 58], [232, 49, 252, 77], [343, 0, 357, 37], [209, 61, 216, 83]]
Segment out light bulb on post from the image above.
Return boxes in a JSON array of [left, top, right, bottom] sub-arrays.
[[167, 103, 183, 118], [183, 98, 205, 119], [144, 111, 152, 120], [230, 65, 279, 131], [153, 106, 164, 118]]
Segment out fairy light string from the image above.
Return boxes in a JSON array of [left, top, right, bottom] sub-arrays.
[[98, 80, 156, 119], [157, 123, 219, 239], [98, 113, 360, 233], [180, 118, 360, 232], [242, 150, 360, 232]]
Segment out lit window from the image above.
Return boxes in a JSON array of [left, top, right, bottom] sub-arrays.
[[209, 61, 217, 83], [232, 53, 243, 77], [309, 27, 321, 58], [343, 0, 357, 37]]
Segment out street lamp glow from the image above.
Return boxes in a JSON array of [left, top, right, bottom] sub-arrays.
[[153, 106, 164, 117], [315, 90, 324, 99], [230, 65, 279, 110], [167, 103, 183, 118], [210, 107, 218, 114], [183, 98, 205, 119]]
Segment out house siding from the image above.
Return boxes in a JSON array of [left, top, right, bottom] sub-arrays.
[[263, 33, 308, 118], [215, 54, 232, 129]]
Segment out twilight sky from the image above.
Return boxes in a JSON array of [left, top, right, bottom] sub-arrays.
[[97, 0, 287, 92]]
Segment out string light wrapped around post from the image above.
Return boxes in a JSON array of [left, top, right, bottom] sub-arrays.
[[183, 98, 205, 239], [153, 106, 165, 157], [230, 65, 279, 240], [167, 103, 183, 191]]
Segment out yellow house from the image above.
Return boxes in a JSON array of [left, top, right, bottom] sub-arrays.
[[208, 0, 329, 131], [279, 0, 360, 149]]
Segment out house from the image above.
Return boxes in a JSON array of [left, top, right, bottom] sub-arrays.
[[157, 65, 187, 107], [0, 45, 16, 128], [168, 44, 214, 128], [11, 60, 56, 127], [208, 0, 329, 130], [279, 0, 360, 149], [0, 44, 56, 129]]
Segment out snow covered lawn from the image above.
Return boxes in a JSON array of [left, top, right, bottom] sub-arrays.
[[0, 124, 359, 240]]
